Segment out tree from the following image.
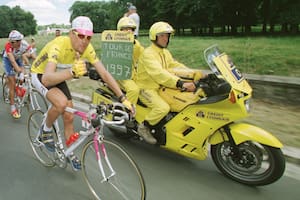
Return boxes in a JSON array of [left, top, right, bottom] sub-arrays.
[[0, 6, 14, 38], [0, 5, 37, 38], [69, 1, 110, 32], [11, 6, 37, 36], [66, 0, 299, 36], [278, 0, 300, 33]]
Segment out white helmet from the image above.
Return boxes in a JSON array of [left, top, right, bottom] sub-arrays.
[[8, 30, 24, 41]]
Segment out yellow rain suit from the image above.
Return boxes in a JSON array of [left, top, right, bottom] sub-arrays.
[[118, 39, 144, 105], [136, 43, 187, 125]]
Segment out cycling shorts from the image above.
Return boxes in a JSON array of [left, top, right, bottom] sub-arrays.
[[3, 57, 23, 76], [31, 73, 72, 100]]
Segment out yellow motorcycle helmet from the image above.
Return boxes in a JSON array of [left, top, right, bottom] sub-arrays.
[[117, 17, 136, 31], [149, 21, 174, 41]]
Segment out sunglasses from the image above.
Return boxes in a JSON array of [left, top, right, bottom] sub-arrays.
[[73, 31, 92, 41], [121, 27, 135, 32], [11, 40, 21, 44]]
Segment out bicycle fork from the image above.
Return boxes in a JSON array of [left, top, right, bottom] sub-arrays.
[[94, 126, 116, 183]]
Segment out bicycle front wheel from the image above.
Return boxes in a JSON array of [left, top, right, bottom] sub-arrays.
[[27, 110, 56, 167], [82, 139, 146, 200]]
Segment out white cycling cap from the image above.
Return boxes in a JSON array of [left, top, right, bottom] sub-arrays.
[[8, 30, 24, 41], [71, 16, 94, 36]]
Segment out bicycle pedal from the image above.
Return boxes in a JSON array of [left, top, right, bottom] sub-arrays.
[[68, 155, 81, 171]]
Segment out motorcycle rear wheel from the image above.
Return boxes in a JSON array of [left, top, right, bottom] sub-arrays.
[[211, 141, 285, 186]]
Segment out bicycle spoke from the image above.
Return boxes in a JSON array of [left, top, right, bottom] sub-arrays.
[[27, 110, 56, 167], [82, 139, 146, 200]]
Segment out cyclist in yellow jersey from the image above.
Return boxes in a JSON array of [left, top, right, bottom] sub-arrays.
[[31, 16, 133, 171]]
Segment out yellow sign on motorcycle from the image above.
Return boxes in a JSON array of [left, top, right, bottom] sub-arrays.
[[101, 30, 134, 80]]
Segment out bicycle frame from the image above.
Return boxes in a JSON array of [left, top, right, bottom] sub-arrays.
[[3, 65, 46, 113], [46, 105, 126, 181], [15, 71, 31, 110]]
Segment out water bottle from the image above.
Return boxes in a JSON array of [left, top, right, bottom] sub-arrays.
[[16, 85, 26, 97], [66, 132, 80, 147]]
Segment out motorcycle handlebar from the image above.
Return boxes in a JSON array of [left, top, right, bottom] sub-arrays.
[[93, 102, 130, 124]]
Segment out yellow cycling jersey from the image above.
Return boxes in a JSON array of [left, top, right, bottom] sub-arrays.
[[136, 43, 186, 90], [31, 36, 99, 74]]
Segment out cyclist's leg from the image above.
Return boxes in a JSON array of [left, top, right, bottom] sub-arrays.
[[3, 57, 19, 118], [32, 73, 67, 128], [55, 82, 82, 170], [31, 73, 62, 151], [50, 81, 75, 141], [58, 97, 82, 170]]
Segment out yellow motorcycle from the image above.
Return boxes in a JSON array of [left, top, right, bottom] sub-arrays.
[[89, 45, 285, 186]]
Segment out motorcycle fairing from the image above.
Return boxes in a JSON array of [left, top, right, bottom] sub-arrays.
[[161, 99, 239, 160], [213, 53, 252, 94], [204, 45, 252, 95], [209, 123, 283, 148]]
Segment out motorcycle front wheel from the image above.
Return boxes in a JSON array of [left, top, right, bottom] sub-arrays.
[[211, 141, 285, 186]]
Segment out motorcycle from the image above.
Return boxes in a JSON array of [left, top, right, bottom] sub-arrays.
[[89, 45, 285, 186]]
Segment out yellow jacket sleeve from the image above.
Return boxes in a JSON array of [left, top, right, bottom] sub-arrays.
[[137, 44, 181, 90], [132, 40, 144, 80]]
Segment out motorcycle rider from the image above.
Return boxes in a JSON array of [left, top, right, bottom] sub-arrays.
[[136, 22, 205, 144], [116, 16, 144, 109]]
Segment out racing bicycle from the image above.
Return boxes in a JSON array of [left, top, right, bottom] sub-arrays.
[[2, 65, 48, 114], [27, 102, 146, 200]]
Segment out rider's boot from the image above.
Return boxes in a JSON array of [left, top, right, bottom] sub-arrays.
[[137, 121, 157, 144]]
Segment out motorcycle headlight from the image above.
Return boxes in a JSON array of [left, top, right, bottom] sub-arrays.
[[244, 99, 251, 113]]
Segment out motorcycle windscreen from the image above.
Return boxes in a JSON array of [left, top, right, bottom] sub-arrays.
[[213, 53, 252, 94]]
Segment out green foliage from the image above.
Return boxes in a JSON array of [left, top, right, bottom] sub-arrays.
[[0, 6, 13, 37], [0, 5, 37, 38], [134, 0, 299, 35], [69, 1, 114, 32]]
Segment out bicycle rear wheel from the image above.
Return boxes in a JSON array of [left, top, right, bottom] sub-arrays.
[[1, 72, 6, 86], [27, 88, 48, 113], [27, 110, 56, 167], [82, 139, 146, 200], [2, 82, 10, 104]]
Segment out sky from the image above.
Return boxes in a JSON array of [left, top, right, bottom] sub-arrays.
[[2, 0, 110, 25]]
